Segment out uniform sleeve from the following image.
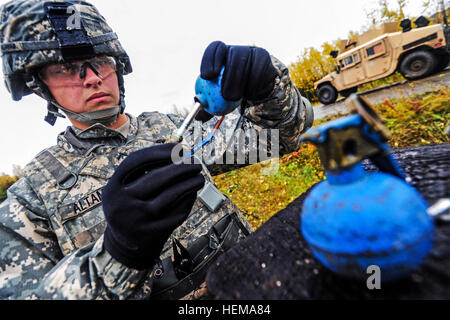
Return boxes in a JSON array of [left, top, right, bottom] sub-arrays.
[[0, 178, 151, 300], [36, 236, 153, 300], [243, 56, 312, 155], [176, 56, 313, 176], [0, 178, 61, 299]]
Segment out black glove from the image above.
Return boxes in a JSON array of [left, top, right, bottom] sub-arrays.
[[200, 41, 278, 102], [102, 143, 205, 270]]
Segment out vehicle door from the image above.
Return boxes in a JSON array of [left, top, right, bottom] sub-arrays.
[[341, 51, 365, 86], [362, 39, 392, 79]]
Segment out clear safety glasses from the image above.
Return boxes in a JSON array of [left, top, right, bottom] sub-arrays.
[[39, 56, 117, 85]]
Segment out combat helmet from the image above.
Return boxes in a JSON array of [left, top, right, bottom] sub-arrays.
[[0, 0, 132, 126]]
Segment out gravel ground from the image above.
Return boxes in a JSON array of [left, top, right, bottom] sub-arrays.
[[313, 68, 450, 120]]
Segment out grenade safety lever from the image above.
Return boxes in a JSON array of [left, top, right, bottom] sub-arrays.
[[301, 94, 406, 180], [299, 94, 435, 282]]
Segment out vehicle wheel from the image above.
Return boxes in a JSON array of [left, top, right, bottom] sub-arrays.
[[433, 52, 449, 72], [317, 84, 338, 105], [340, 87, 358, 98], [399, 50, 437, 80]]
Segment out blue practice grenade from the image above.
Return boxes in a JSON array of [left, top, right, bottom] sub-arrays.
[[168, 67, 242, 143], [195, 67, 242, 116], [300, 95, 434, 282]]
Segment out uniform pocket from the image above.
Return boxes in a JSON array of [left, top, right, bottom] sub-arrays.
[[57, 188, 106, 250]]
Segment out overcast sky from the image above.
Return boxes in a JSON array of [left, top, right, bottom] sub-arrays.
[[0, 0, 427, 174]]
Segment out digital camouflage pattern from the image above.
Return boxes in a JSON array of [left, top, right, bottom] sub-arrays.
[[0, 0, 313, 300], [0, 0, 131, 101], [180, 56, 312, 176], [0, 0, 131, 128], [0, 55, 312, 299]]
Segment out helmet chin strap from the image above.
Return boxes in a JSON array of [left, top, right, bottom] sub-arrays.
[[40, 62, 125, 127], [58, 104, 122, 127], [26, 58, 127, 126], [45, 101, 123, 127], [57, 62, 122, 127]]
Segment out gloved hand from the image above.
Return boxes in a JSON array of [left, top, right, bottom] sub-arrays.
[[102, 143, 205, 270], [200, 41, 279, 102], [195, 41, 278, 122]]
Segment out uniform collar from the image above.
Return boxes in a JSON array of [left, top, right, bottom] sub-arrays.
[[57, 113, 138, 155]]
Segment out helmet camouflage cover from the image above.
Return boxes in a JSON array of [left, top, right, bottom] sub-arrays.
[[0, 0, 132, 125]]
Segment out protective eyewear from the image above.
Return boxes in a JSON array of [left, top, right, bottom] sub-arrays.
[[40, 56, 117, 85]]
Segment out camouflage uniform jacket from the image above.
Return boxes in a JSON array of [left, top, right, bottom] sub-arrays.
[[0, 57, 311, 300]]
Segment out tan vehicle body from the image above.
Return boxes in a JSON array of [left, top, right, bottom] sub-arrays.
[[315, 22, 450, 104]]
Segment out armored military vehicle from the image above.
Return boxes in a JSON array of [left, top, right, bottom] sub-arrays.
[[315, 17, 450, 105]]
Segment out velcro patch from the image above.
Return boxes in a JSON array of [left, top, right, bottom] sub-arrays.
[[59, 189, 103, 223]]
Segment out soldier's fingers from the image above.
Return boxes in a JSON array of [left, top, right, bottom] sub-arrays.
[[222, 45, 251, 101], [125, 163, 203, 199], [144, 191, 199, 233], [114, 143, 178, 183], [146, 174, 205, 216], [201, 41, 228, 80]]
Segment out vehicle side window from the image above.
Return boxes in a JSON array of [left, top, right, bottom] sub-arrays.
[[366, 43, 384, 58], [344, 56, 353, 65], [353, 53, 360, 63]]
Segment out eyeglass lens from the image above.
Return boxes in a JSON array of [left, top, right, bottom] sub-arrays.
[[41, 56, 116, 84]]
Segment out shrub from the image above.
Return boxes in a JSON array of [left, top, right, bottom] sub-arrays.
[[0, 174, 19, 203]]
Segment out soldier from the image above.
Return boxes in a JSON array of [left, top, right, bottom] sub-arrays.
[[0, 0, 313, 299]]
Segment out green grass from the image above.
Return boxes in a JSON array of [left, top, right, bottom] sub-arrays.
[[1, 89, 448, 222], [213, 144, 324, 228]]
